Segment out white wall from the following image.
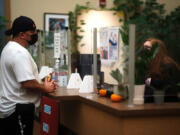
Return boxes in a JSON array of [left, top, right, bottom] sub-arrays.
[[158, 0, 180, 14], [10, 0, 180, 29], [10, 0, 114, 29]]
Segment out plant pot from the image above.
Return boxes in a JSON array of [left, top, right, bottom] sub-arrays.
[[153, 90, 165, 105], [113, 85, 127, 99], [133, 84, 145, 105]]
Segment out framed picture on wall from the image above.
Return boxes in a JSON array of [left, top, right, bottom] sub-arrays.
[[44, 13, 69, 47]]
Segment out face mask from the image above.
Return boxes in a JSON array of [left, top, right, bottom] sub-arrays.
[[141, 48, 152, 57], [27, 34, 38, 45]]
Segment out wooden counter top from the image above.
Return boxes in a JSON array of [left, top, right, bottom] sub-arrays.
[[45, 87, 180, 117]]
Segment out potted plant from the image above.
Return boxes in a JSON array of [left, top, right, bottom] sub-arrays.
[[110, 68, 127, 99], [152, 77, 180, 105], [151, 87, 165, 105], [150, 85, 171, 105]]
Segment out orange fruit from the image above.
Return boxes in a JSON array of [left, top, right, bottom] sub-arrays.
[[99, 89, 107, 96], [110, 94, 122, 102]]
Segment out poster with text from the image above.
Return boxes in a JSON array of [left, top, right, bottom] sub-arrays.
[[99, 27, 119, 61]]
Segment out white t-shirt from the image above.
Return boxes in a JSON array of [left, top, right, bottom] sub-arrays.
[[0, 41, 41, 118]]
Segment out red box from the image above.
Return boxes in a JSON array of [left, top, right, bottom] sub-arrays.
[[40, 96, 59, 135]]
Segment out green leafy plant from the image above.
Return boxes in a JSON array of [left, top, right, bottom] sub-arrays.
[[110, 68, 127, 98], [0, 16, 7, 30], [68, 2, 90, 54], [113, 0, 180, 84], [163, 6, 180, 64], [110, 69, 123, 85], [68, 2, 90, 72], [0, 16, 8, 53]]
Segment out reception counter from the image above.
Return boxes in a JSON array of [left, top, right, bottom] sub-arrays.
[[43, 87, 180, 135]]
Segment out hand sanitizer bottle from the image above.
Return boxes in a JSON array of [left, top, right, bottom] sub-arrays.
[[53, 59, 60, 85]]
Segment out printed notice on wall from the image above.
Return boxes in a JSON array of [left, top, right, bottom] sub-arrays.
[[98, 27, 119, 61]]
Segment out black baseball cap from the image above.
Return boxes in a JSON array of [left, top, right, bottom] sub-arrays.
[[5, 16, 36, 36]]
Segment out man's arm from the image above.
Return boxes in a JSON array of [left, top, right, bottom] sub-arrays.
[[21, 78, 56, 93]]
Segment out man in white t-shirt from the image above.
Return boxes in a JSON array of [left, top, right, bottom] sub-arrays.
[[0, 16, 57, 135]]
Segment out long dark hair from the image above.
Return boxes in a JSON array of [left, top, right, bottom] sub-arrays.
[[145, 38, 180, 79]]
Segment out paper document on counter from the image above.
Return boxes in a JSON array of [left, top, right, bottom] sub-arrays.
[[39, 66, 53, 79]]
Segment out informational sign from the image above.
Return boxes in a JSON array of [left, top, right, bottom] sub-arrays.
[[108, 28, 119, 61], [59, 75, 67, 87], [44, 104, 51, 115], [54, 31, 68, 60], [98, 27, 119, 61], [54, 32, 61, 58], [40, 96, 59, 135]]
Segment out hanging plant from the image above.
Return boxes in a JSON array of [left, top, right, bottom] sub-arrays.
[[68, 2, 90, 54], [68, 2, 92, 72], [163, 6, 180, 64], [0, 16, 9, 53], [113, 0, 167, 84]]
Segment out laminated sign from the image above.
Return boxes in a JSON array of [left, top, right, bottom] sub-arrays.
[[54, 32, 61, 58], [40, 96, 59, 135]]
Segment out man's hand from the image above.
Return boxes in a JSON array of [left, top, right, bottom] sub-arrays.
[[21, 79, 57, 93], [145, 78, 151, 86], [44, 77, 57, 93]]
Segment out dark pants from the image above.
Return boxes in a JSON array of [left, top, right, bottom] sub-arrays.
[[0, 103, 35, 135]]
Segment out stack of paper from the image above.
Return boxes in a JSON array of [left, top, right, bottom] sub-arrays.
[[39, 66, 53, 80]]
